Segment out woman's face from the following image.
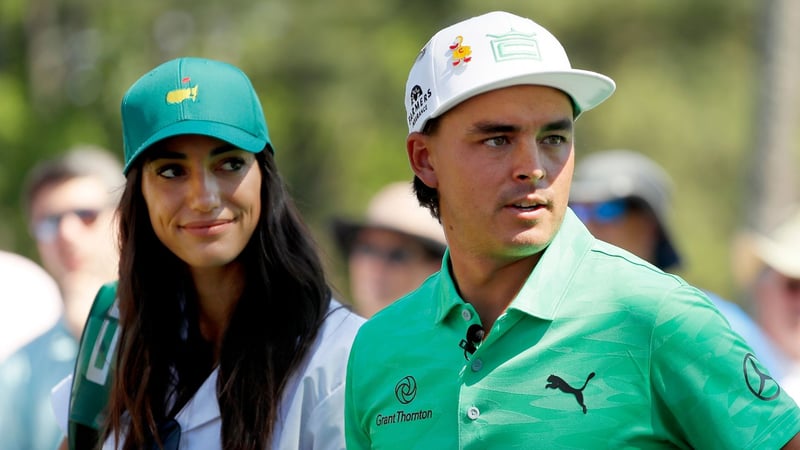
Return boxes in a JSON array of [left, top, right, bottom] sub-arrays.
[[141, 134, 262, 269]]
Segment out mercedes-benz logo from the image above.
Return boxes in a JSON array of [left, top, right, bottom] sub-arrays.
[[395, 375, 417, 404], [743, 353, 780, 401]]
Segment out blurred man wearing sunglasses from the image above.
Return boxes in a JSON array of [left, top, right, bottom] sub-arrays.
[[332, 181, 446, 318], [0, 145, 123, 450], [569, 149, 784, 381], [735, 207, 800, 399]]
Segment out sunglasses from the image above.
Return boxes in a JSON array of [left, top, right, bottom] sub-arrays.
[[350, 242, 427, 265], [31, 208, 105, 242], [570, 199, 629, 224]]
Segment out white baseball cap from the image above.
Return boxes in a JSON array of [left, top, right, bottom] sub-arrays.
[[405, 11, 616, 133]]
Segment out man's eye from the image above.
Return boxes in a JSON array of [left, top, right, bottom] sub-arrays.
[[485, 136, 509, 147], [542, 135, 567, 145]]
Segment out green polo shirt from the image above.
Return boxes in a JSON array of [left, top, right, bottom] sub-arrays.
[[345, 210, 800, 449]]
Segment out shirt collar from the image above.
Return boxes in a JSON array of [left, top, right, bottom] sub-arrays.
[[434, 208, 595, 323]]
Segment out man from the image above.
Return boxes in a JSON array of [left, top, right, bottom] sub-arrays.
[[332, 181, 446, 317], [345, 11, 800, 449], [0, 145, 123, 450], [569, 149, 785, 381], [736, 208, 800, 398], [0, 250, 62, 362]]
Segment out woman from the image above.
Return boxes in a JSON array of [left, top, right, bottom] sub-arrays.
[[55, 57, 363, 450]]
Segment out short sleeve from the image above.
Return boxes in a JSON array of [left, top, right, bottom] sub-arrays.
[[650, 286, 800, 449]]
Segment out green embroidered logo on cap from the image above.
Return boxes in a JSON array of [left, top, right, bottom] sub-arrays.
[[488, 31, 541, 62]]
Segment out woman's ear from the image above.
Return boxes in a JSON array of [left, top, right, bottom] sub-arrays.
[[406, 132, 438, 189]]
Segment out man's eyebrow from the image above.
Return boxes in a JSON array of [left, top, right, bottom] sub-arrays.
[[541, 119, 573, 133], [467, 118, 573, 135], [148, 143, 238, 160], [540, 119, 573, 132], [467, 122, 520, 135]]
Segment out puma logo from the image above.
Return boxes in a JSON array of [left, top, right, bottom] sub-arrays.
[[546, 372, 596, 414]]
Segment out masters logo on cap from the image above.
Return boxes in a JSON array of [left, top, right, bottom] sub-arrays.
[[121, 57, 272, 174], [404, 11, 616, 133]]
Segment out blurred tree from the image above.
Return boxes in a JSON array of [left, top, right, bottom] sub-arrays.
[[0, 0, 794, 302], [745, 0, 800, 232]]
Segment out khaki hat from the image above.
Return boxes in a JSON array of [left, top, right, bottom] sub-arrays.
[[753, 209, 800, 279], [332, 182, 447, 256], [570, 149, 680, 270]]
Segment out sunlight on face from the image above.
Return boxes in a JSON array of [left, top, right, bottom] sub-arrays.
[[424, 85, 575, 262], [141, 135, 262, 269]]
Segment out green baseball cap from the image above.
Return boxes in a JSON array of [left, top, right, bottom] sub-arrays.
[[121, 57, 272, 174]]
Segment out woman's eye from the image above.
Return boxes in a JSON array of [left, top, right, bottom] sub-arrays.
[[220, 157, 246, 171], [156, 164, 184, 178]]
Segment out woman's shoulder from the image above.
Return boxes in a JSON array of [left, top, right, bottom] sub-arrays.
[[317, 299, 365, 344], [288, 299, 363, 388]]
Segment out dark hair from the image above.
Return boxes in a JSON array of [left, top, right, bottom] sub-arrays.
[[105, 148, 332, 450], [412, 117, 442, 221]]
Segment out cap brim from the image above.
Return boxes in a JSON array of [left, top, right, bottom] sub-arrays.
[[331, 219, 447, 257], [123, 120, 269, 173], [429, 70, 615, 124], [569, 179, 621, 204], [755, 236, 800, 278]]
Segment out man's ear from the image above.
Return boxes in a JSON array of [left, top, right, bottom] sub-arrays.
[[406, 132, 438, 189]]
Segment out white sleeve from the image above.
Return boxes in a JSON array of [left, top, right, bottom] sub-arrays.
[[307, 382, 347, 450], [51, 374, 73, 435]]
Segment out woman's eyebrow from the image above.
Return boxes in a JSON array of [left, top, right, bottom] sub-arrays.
[[148, 143, 239, 161], [210, 143, 238, 156]]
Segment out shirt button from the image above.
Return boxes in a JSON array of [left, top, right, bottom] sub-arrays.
[[471, 358, 483, 372], [461, 310, 472, 321], [467, 406, 480, 420]]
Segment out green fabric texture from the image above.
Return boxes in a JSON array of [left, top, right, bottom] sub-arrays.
[[68, 281, 119, 450], [345, 210, 800, 449]]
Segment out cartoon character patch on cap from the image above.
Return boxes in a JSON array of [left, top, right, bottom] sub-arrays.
[[166, 77, 198, 104], [449, 36, 472, 66]]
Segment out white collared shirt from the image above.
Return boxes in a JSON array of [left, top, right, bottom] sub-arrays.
[[56, 300, 364, 449]]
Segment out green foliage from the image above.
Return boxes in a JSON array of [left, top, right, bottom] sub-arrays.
[[0, 0, 796, 302]]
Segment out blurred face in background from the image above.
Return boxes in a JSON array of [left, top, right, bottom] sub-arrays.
[[753, 266, 800, 360], [29, 175, 119, 330], [30, 175, 119, 287], [348, 227, 441, 318], [571, 198, 659, 265]]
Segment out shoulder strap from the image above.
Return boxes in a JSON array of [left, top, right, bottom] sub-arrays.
[[68, 281, 120, 450]]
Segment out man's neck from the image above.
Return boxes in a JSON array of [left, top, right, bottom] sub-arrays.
[[447, 251, 541, 332]]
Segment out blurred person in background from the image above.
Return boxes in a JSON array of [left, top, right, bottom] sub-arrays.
[[0, 250, 61, 362], [331, 181, 446, 318], [0, 145, 123, 450], [569, 149, 784, 380], [734, 207, 800, 397]]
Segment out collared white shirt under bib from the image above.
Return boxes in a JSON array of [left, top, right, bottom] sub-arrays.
[[55, 300, 364, 450]]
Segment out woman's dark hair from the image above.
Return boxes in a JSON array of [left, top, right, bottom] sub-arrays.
[[105, 148, 331, 450], [413, 117, 441, 220]]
